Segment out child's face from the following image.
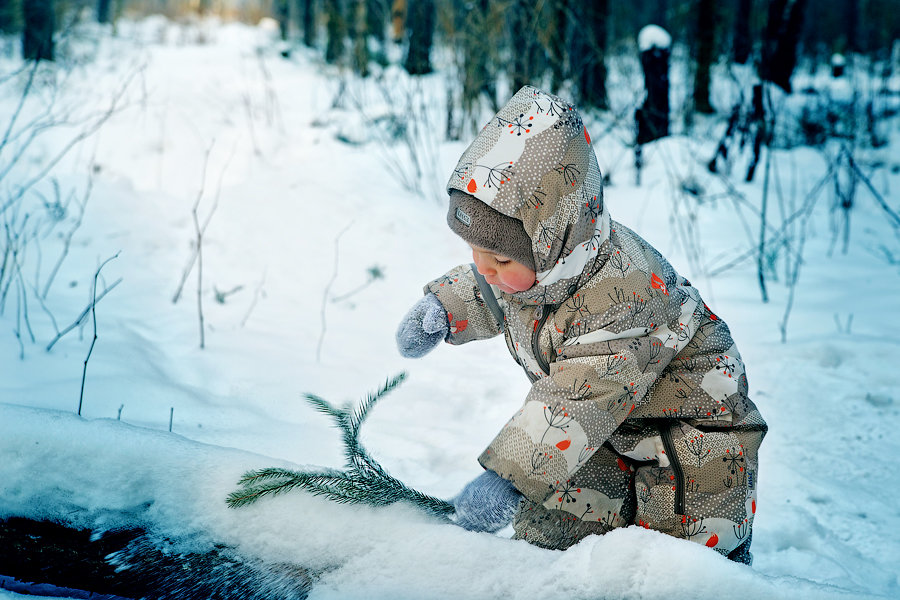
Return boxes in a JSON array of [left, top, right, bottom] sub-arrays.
[[470, 245, 536, 294]]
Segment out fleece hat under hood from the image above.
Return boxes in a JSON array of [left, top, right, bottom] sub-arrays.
[[447, 189, 536, 271], [446, 85, 610, 305]]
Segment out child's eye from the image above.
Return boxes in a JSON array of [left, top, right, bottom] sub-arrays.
[[495, 257, 510, 265]]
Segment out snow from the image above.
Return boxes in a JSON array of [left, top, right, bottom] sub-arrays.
[[2, 16, 900, 600], [638, 25, 671, 52]]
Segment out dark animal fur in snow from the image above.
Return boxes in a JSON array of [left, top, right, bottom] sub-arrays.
[[0, 517, 312, 599]]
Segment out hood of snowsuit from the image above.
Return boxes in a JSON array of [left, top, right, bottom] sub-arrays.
[[447, 85, 609, 305]]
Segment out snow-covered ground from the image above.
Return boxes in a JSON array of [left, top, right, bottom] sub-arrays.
[[1, 17, 899, 599]]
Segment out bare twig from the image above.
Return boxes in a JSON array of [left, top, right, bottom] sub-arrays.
[[317, 222, 353, 362], [214, 284, 243, 304], [1, 214, 30, 314], [0, 67, 139, 215], [779, 213, 810, 343], [0, 59, 41, 156], [42, 164, 94, 299], [13, 248, 36, 355], [707, 163, 834, 276], [240, 269, 267, 328], [78, 252, 120, 416], [192, 145, 215, 350], [13, 277, 24, 359], [171, 142, 235, 304], [846, 150, 900, 230], [757, 146, 771, 303], [46, 277, 123, 352], [330, 265, 384, 304]]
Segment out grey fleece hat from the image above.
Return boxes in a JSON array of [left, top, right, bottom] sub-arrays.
[[447, 189, 535, 271]]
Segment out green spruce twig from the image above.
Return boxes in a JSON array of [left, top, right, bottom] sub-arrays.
[[227, 373, 455, 520]]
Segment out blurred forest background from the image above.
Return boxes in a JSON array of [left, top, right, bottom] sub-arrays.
[[2, 0, 899, 125], [1, 0, 899, 347]]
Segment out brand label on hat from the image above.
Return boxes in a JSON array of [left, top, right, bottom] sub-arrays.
[[455, 207, 472, 227]]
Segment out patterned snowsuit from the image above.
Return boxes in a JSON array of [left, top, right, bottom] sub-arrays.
[[426, 86, 767, 555]]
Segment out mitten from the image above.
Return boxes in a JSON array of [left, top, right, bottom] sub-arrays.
[[451, 470, 522, 533], [396, 293, 449, 358]]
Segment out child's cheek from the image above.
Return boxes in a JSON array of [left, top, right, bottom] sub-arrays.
[[503, 269, 537, 292]]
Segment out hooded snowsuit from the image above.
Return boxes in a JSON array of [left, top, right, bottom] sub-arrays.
[[426, 86, 766, 555]]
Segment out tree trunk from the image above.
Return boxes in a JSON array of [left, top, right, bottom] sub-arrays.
[[298, 0, 317, 48], [97, 0, 111, 24], [760, 0, 807, 93], [572, 0, 608, 109], [404, 0, 435, 75], [636, 36, 670, 144], [547, 0, 568, 92], [461, 0, 496, 111], [325, 0, 347, 64], [367, 0, 387, 44], [0, 0, 20, 33], [509, 0, 545, 92], [843, 0, 859, 54], [22, 0, 53, 61], [275, 0, 290, 40], [733, 0, 752, 64], [693, 0, 716, 113], [391, 0, 405, 42], [350, 0, 369, 76]]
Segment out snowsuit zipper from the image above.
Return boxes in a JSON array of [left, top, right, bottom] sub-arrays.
[[532, 305, 551, 376], [470, 264, 506, 333], [660, 423, 685, 515], [531, 284, 578, 377]]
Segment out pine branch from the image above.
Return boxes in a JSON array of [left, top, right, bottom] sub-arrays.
[[349, 372, 406, 438], [235, 466, 342, 487], [228, 373, 454, 519], [303, 393, 345, 421], [227, 471, 359, 508]]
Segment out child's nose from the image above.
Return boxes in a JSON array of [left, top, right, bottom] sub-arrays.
[[473, 255, 495, 277]]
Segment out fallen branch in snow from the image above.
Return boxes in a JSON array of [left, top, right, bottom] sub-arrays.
[[227, 372, 454, 519]]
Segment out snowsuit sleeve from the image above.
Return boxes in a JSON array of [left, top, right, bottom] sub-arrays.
[[478, 250, 705, 504], [424, 264, 504, 345]]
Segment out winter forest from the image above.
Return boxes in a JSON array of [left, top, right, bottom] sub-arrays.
[[1, 0, 899, 598]]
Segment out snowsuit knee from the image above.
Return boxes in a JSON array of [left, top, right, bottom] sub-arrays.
[[425, 86, 766, 557]]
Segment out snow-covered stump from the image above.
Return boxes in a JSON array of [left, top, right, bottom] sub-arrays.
[[635, 25, 671, 185]]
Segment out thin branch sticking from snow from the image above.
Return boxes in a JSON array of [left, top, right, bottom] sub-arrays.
[[78, 252, 120, 416], [316, 222, 353, 362]]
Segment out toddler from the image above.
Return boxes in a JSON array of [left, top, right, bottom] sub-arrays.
[[396, 86, 766, 564]]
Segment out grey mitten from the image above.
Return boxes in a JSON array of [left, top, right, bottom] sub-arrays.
[[396, 293, 449, 358], [451, 470, 522, 533]]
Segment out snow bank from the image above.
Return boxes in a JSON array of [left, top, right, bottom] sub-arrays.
[[0, 404, 884, 600]]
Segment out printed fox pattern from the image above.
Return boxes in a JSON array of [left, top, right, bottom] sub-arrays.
[[425, 86, 766, 555]]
